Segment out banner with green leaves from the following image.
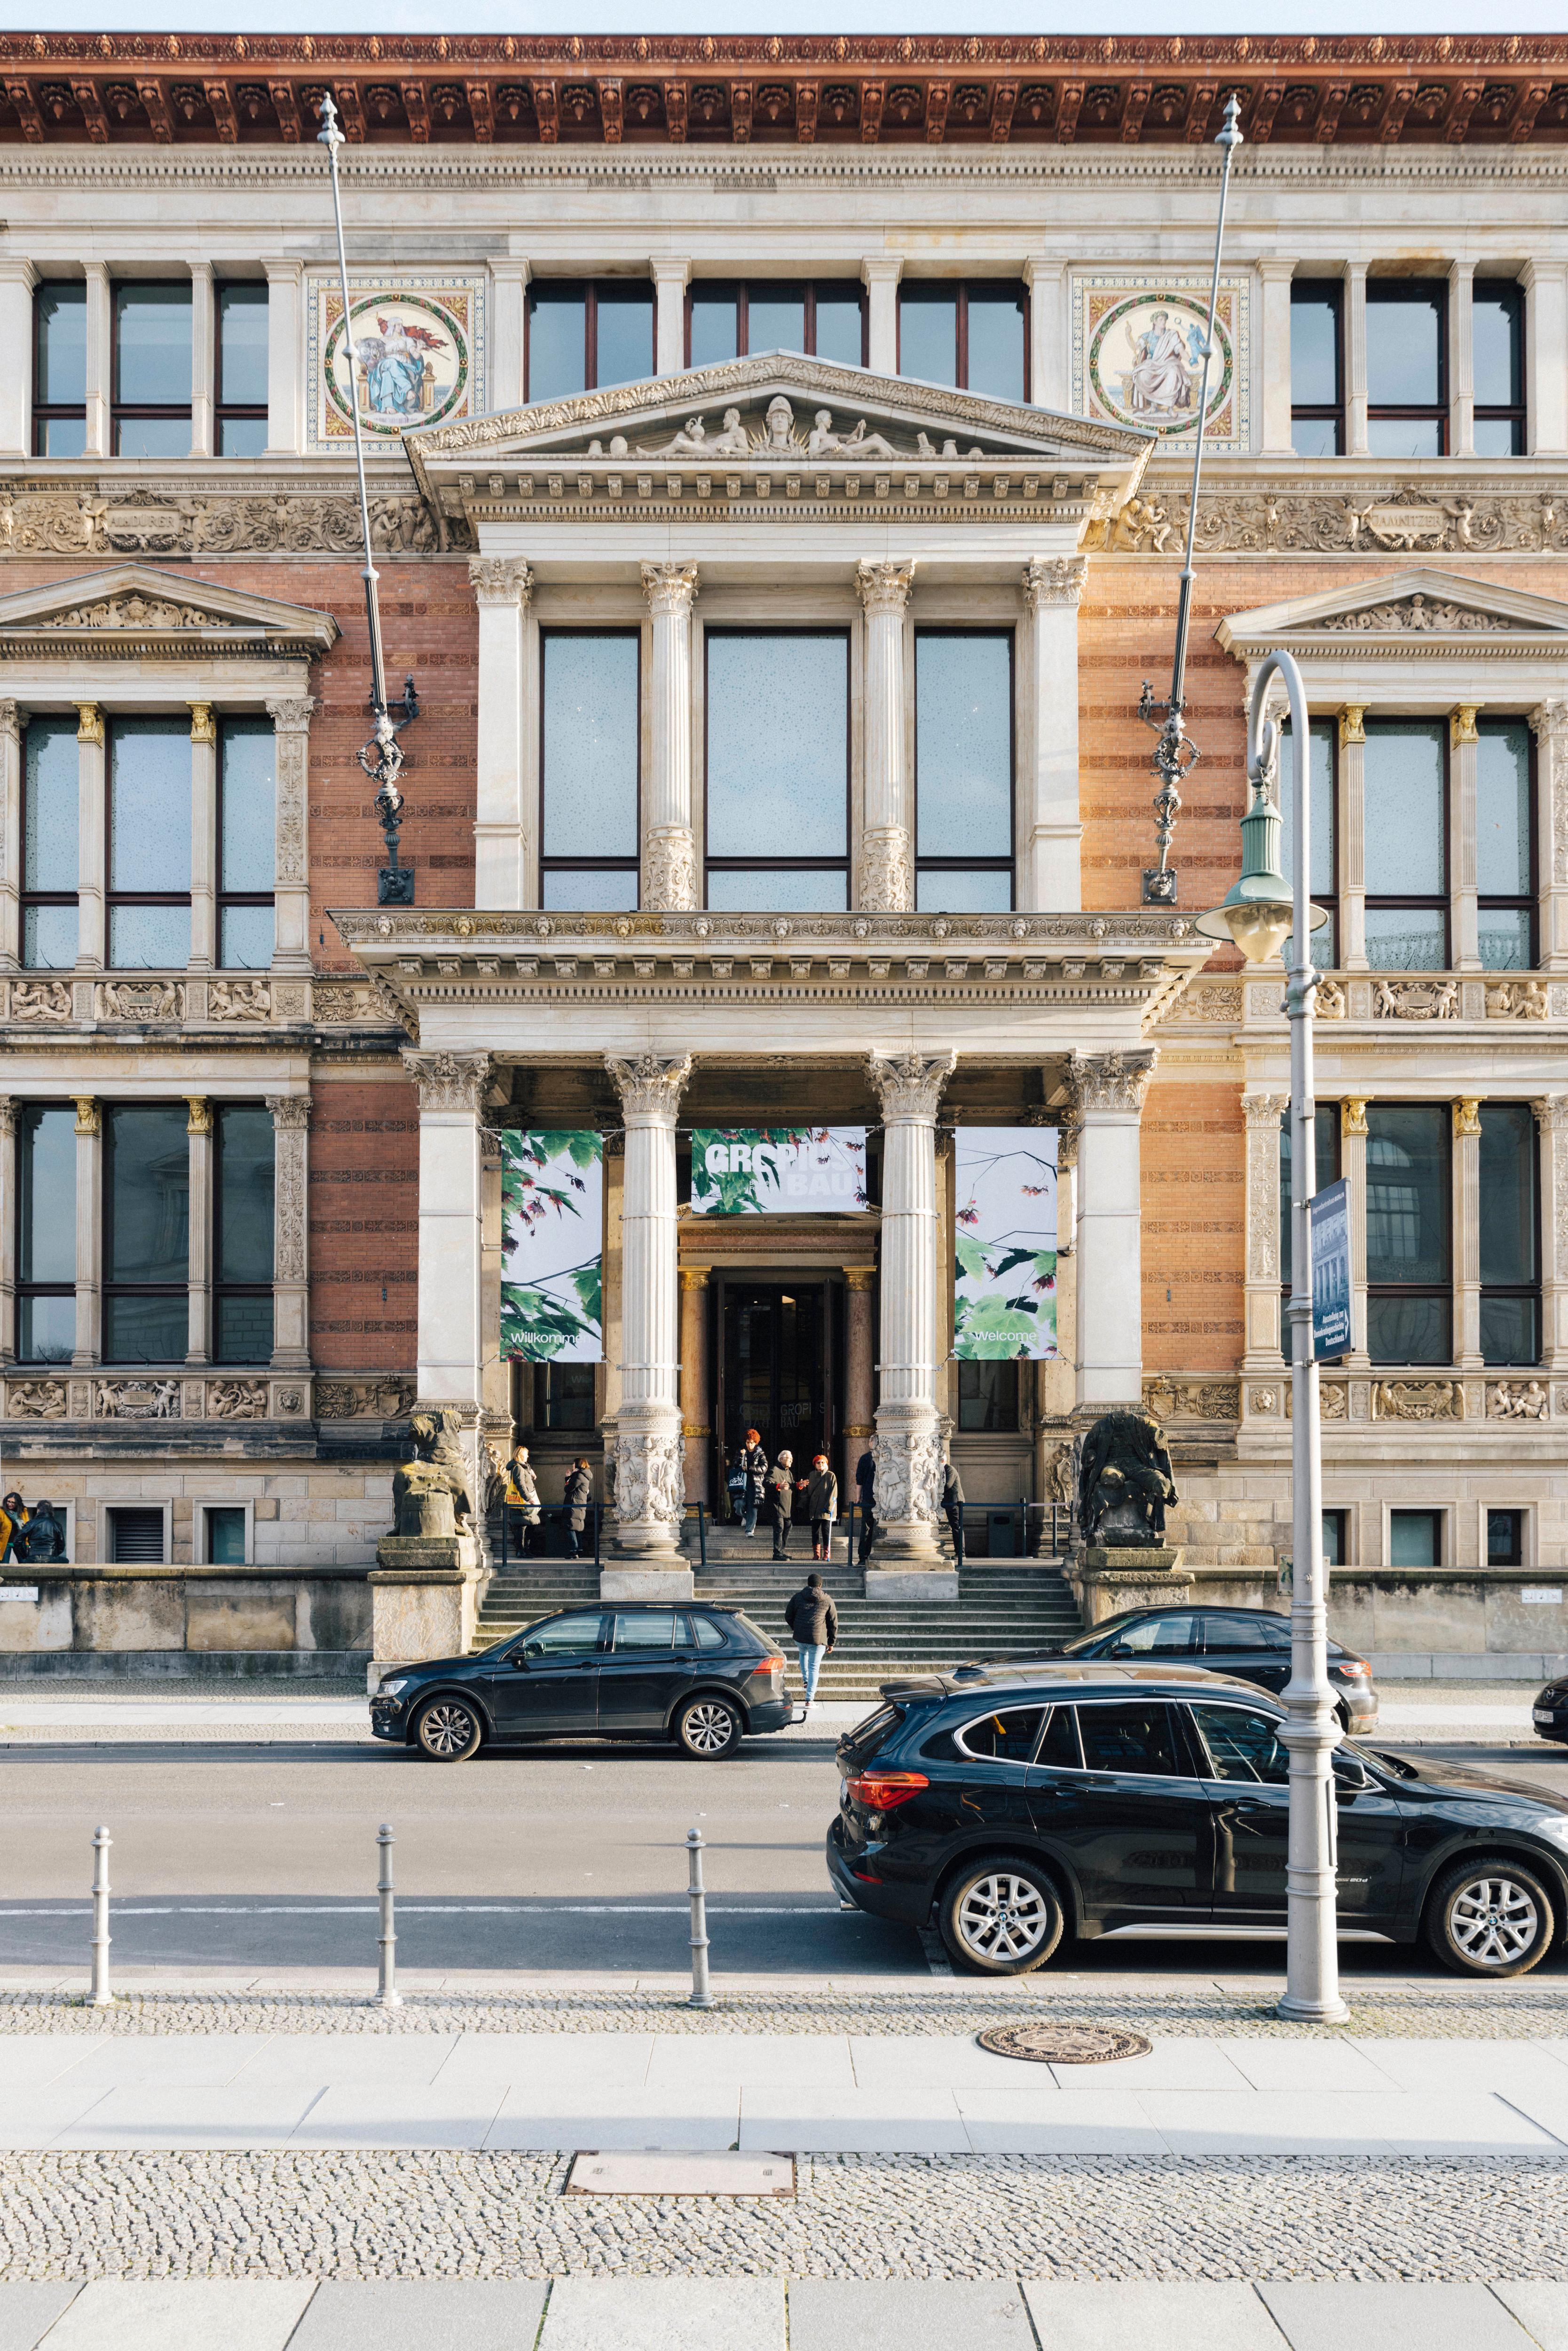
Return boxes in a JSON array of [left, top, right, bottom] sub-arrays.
[[691, 1127, 868, 1215], [953, 1128, 1058, 1360], [501, 1130, 603, 1361]]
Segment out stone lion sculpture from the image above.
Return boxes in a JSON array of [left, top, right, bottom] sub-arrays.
[[1077, 1410, 1178, 1546], [390, 1410, 475, 1540]]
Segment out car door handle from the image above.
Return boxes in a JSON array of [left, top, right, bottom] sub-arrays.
[[1082, 1775, 1117, 1789]]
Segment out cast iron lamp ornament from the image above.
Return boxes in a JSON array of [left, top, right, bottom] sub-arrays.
[[317, 90, 420, 906], [1138, 91, 1244, 907], [1198, 647, 1346, 2027]]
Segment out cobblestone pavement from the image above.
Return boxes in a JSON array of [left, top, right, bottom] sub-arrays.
[[0, 2150, 1563, 2283]]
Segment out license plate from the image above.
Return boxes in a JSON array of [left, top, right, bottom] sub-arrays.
[[1536, 1709, 1555, 1723]]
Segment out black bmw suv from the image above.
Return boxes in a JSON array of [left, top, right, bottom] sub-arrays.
[[370, 1602, 791, 1761], [827, 1662, 1568, 1980]]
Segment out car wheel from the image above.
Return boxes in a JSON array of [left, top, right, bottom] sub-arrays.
[[939, 1855, 1065, 1976], [1424, 1854, 1556, 1978], [675, 1696, 743, 1760], [414, 1696, 484, 1763]]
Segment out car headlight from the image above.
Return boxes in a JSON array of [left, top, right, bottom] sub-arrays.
[[377, 1675, 410, 1699]]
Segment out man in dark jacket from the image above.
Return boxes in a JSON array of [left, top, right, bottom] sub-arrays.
[[739, 1429, 768, 1537], [767, 1450, 796, 1559], [941, 1457, 965, 1567], [783, 1571, 838, 1710], [854, 1447, 877, 1564], [563, 1459, 593, 1558]]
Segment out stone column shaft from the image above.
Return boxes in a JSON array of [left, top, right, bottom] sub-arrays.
[[1243, 1092, 1291, 1370], [1530, 701, 1568, 973], [640, 564, 699, 911], [188, 702, 217, 971], [189, 260, 215, 459], [1345, 261, 1369, 457], [0, 262, 36, 458], [856, 560, 915, 912], [1450, 704, 1481, 970], [606, 1053, 692, 1586], [654, 260, 689, 375], [406, 1055, 488, 1411], [266, 1094, 312, 1371], [0, 1098, 16, 1362], [1449, 259, 1475, 458], [262, 260, 304, 457], [470, 559, 533, 910], [842, 1266, 875, 1523], [1341, 1099, 1371, 1371], [1523, 260, 1568, 457], [0, 700, 19, 970], [83, 262, 110, 460], [1258, 258, 1296, 456], [1534, 1098, 1568, 1372], [1022, 255, 1066, 409], [867, 1050, 954, 1579], [75, 705, 105, 970], [265, 696, 313, 974], [490, 258, 529, 409], [861, 255, 902, 375], [1069, 1050, 1156, 1409], [1338, 706, 1367, 970], [186, 1097, 212, 1364], [1454, 1099, 1482, 1371], [1020, 558, 1085, 911], [679, 1267, 711, 1513], [72, 1096, 100, 1366]]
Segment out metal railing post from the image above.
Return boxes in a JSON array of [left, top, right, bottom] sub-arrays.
[[375, 1822, 402, 2008], [686, 1825, 713, 2010], [89, 1824, 111, 2007], [593, 1499, 601, 1571]]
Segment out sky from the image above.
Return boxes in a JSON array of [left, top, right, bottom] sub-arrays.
[[10, 2, 1566, 35]]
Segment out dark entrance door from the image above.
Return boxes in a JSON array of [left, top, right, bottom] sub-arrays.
[[715, 1281, 835, 1502]]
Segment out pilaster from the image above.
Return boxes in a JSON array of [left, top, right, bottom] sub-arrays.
[[0, 700, 19, 970], [1067, 1049, 1156, 1410], [0, 261, 36, 458], [1345, 260, 1369, 457], [480, 1126, 508, 1427], [1341, 1097, 1371, 1371], [1522, 259, 1568, 457], [186, 1096, 212, 1365], [842, 1265, 875, 1515], [1450, 703, 1481, 970], [640, 562, 700, 911], [470, 558, 534, 911], [1338, 704, 1367, 970], [72, 1095, 100, 1367], [188, 701, 217, 972], [1243, 1091, 1290, 1370], [1449, 259, 1475, 458], [605, 1052, 692, 1582], [266, 1092, 312, 1371], [1454, 1097, 1482, 1372], [75, 703, 104, 970], [679, 1266, 711, 1515], [1019, 556, 1086, 912], [0, 1098, 16, 1363], [1257, 257, 1296, 457], [654, 259, 690, 377], [1022, 254, 1067, 410], [406, 1053, 490, 1417], [861, 255, 902, 377], [189, 260, 214, 459], [83, 262, 110, 459], [265, 696, 313, 974], [262, 260, 304, 457], [1534, 1096, 1568, 1373], [489, 258, 529, 410], [1529, 700, 1568, 972], [855, 559, 915, 912], [866, 1049, 954, 1577]]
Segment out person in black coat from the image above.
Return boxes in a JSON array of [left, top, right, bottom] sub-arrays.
[[563, 1459, 593, 1558], [854, 1447, 877, 1564], [767, 1451, 796, 1559], [783, 1571, 838, 1709], [941, 1457, 965, 1567], [738, 1429, 768, 1537]]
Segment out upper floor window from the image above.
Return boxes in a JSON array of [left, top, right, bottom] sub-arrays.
[[1480, 1103, 1539, 1367], [899, 281, 1028, 403], [540, 630, 639, 909], [16, 1104, 75, 1365], [687, 281, 866, 370], [1366, 1104, 1450, 1365], [1476, 717, 1535, 971], [1363, 719, 1446, 970], [218, 717, 276, 970], [216, 284, 268, 457], [113, 283, 192, 458], [1473, 280, 1526, 458], [22, 715, 78, 970], [1290, 280, 1344, 457], [108, 718, 190, 969], [705, 631, 849, 911], [527, 281, 654, 405], [1366, 280, 1447, 458], [102, 1103, 189, 1365], [914, 631, 1013, 912], [32, 282, 86, 456], [213, 1104, 275, 1363], [1277, 717, 1337, 966]]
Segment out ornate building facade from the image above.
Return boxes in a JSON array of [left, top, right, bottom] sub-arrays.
[[1, 32, 1567, 1622]]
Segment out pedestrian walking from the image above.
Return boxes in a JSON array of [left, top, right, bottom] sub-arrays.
[[738, 1430, 767, 1537], [0, 1491, 27, 1564], [942, 1455, 966, 1567], [804, 1454, 837, 1562], [768, 1449, 796, 1559], [563, 1457, 593, 1559], [784, 1570, 838, 1711], [504, 1442, 541, 1558], [854, 1446, 877, 1564]]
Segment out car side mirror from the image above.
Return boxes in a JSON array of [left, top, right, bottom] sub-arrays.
[[512, 1651, 534, 1669], [1333, 1755, 1373, 1793]]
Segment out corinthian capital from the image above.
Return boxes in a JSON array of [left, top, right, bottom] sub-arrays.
[[265, 1091, 315, 1131], [855, 558, 916, 617], [1022, 555, 1087, 610], [1242, 1091, 1291, 1130], [866, 1049, 956, 1123], [402, 1052, 491, 1113], [607, 1052, 693, 1120], [1067, 1048, 1158, 1116], [468, 556, 534, 607], [264, 695, 316, 734], [641, 561, 700, 616]]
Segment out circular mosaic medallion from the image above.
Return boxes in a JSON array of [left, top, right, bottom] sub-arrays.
[[976, 2023, 1153, 2065], [1087, 290, 1233, 439], [323, 292, 472, 439]]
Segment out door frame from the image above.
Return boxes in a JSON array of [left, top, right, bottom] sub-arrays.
[[711, 1271, 841, 1507]]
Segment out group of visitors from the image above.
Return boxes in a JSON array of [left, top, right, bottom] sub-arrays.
[[0, 1491, 67, 1564], [729, 1433, 841, 1562], [501, 1444, 595, 1560]]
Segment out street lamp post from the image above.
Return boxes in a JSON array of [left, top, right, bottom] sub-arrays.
[[1197, 648, 1348, 2026]]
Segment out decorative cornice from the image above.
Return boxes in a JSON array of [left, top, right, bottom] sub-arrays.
[[0, 485, 463, 563], [0, 564, 340, 658]]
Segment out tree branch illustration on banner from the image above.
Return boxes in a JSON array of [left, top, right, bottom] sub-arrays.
[[690, 1127, 868, 1215], [953, 1128, 1059, 1361], [501, 1130, 604, 1362]]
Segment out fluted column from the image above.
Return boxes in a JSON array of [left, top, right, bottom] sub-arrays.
[[76, 704, 105, 970], [73, 1096, 100, 1367], [1339, 705, 1367, 970], [842, 1265, 875, 1516], [1067, 1049, 1156, 1410], [471, 558, 534, 910], [640, 563, 700, 911], [265, 1093, 312, 1371], [1530, 701, 1568, 972], [856, 560, 916, 912], [1450, 704, 1481, 970], [679, 1267, 711, 1514], [606, 1052, 692, 1586], [867, 1050, 954, 1579], [265, 696, 314, 974], [0, 700, 19, 970], [1454, 1098, 1483, 1372], [186, 1097, 212, 1365], [1243, 1091, 1291, 1370], [189, 702, 217, 972], [1020, 557, 1085, 911]]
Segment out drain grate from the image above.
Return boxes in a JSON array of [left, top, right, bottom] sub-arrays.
[[976, 2022, 1153, 2064], [563, 2151, 796, 2197]]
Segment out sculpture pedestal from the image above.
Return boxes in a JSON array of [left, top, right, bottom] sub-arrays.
[[368, 1532, 481, 1691], [1070, 1547, 1190, 1629]]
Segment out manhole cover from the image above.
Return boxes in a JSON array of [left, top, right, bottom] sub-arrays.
[[976, 2023, 1152, 2065]]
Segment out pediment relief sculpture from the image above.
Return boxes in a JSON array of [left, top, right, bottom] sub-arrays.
[[586, 397, 999, 467], [1316, 594, 1526, 636]]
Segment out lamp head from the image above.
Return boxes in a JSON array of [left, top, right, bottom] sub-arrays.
[[1196, 768, 1327, 964]]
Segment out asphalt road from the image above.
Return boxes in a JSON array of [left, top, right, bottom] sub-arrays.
[[1, 1736, 1564, 1980]]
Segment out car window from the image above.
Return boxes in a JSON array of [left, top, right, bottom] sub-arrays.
[[1191, 1703, 1290, 1784], [1108, 1612, 1198, 1657], [1076, 1701, 1183, 1777], [685, 1614, 728, 1651], [958, 1707, 1046, 1764], [1058, 1612, 1139, 1657], [613, 1609, 676, 1651], [1037, 1706, 1082, 1769], [520, 1611, 605, 1658], [1202, 1613, 1281, 1652]]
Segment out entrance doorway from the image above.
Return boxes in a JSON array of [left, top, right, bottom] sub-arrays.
[[714, 1279, 838, 1502]]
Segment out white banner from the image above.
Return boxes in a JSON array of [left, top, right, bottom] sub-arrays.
[[690, 1127, 868, 1215], [953, 1128, 1058, 1360], [501, 1130, 603, 1362]]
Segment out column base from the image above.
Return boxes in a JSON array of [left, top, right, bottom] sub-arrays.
[[600, 1564, 695, 1602]]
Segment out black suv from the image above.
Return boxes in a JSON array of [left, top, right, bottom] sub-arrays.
[[827, 1662, 1568, 1979], [985, 1605, 1378, 1734], [370, 1602, 791, 1761]]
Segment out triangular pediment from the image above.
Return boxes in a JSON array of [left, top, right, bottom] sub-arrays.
[[0, 564, 339, 656], [1218, 568, 1568, 655]]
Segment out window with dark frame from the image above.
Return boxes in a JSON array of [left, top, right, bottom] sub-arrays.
[[102, 1103, 189, 1366], [1480, 1102, 1540, 1368], [1365, 1104, 1451, 1367], [914, 631, 1014, 912], [686, 280, 867, 370], [1278, 717, 1337, 966], [526, 281, 654, 405], [112, 281, 192, 458], [213, 1104, 275, 1364], [957, 1361, 1019, 1432], [1365, 279, 1448, 458], [205, 1505, 248, 1565], [532, 1363, 597, 1432], [32, 281, 87, 456], [1279, 1105, 1340, 1309], [1289, 280, 1344, 457], [108, 717, 191, 970], [215, 284, 268, 457], [1389, 1507, 1442, 1567], [21, 715, 79, 970], [1363, 720, 1447, 970], [1487, 1507, 1524, 1567], [218, 716, 276, 970], [539, 629, 640, 910], [16, 1104, 76, 1365], [1473, 279, 1526, 458], [704, 630, 850, 910], [898, 281, 1029, 402], [1476, 717, 1535, 972], [1321, 1508, 1349, 1567]]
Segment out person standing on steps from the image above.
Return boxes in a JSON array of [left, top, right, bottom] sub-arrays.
[[804, 1454, 837, 1563], [854, 1445, 877, 1565], [504, 1442, 541, 1559], [738, 1429, 768, 1537], [563, 1458, 593, 1560], [941, 1453, 966, 1568], [784, 1570, 838, 1712], [768, 1449, 796, 1559]]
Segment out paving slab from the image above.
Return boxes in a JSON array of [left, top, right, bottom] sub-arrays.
[[1023, 2281, 1287, 2351], [1358, 2039, 1568, 2093], [788, 2277, 1036, 2350], [0, 2040, 95, 2091], [287, 2084, 508, 2149], [287, 2279, 549, 2350], [956, 2088, 1165, 2154], [485, 2083, 740, 2152], [1218, 2037, 1398, 2094], [539, 2277, 785, 2351], [738, 2094, 970, 2153], [0, 2284, 82, 2351], [1047, 2039, 1251, 2092], [1257, 2283, 1534, 2351], [1490, 2285, 1568, 2351], [36, 2278, 316, 2351], [1136, 2088, 1561, 2158], [48, 2083, 323, 2150], [0, 2088, 110, 2150]]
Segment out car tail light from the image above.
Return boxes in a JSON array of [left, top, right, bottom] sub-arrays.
[[751, 1655, 786, 1677], [846, 1770, 929, 1809], [1336, 1661, 1371, 1680]]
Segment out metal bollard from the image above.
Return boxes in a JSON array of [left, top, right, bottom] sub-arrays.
[[686, 1826, 712, 2010], [374, 1822, 402, 2008], [89, 1824, 112, 2008]]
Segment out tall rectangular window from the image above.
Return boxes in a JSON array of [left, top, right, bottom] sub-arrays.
[[215, 284, 268, 456], [213, 1104, 275, 1363], [1363, 721, 1446, 970], [526, 282, 654, 404], [1366, 1104, 1450, 1366], [1278, 717, 1337, 966], [686, 280, 866, 369], [1480, 1103, 1539, 1367], [113, 282, 192, 458], [1279, 1105, 1340, 1302], [102, 1104, 189, 1365], [32, 282, 86, 456], [16, 1105, 76, 1364], [914, 631, 1013, 911], [1290, 281, 1344, 456], [22, 716, 79, 970], [108, 718, 191, 968], [705, 631, 849, 909], [1476, 717, 1534, 971], [899, 282, 1028, 402], [1366, 280, 1447, 458], [540, 631, 639, 908], [957, 1361, 1019, 1432], [218, 717, 276, 970], [1473, 280, 1525, 458]]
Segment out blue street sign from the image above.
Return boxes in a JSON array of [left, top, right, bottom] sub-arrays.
[[1308, 1176, 1352, 1362]]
